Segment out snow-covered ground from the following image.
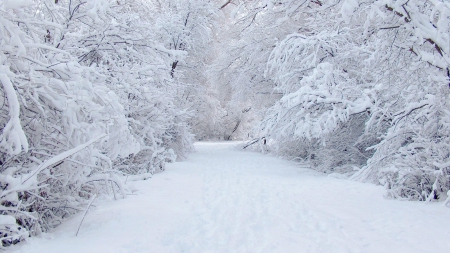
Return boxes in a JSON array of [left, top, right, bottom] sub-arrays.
[[10, 142, 450, 253]]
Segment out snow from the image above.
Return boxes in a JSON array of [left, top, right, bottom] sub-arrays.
[[0, 0, 32, 10], [10, 142, 450, 253], [0, 215, 16, 225], [340, 0, 358, 23], [21, 134, 107, 185], [0, 69, 28, 155]]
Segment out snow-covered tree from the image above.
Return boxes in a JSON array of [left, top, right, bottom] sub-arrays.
[[0, 0, 204, 246], [207, 0, 297, 140], [148, 0, 227, 141], [258, 0, 450, 201]]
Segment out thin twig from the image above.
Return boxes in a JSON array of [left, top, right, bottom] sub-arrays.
[[76, 194, 96, 236]]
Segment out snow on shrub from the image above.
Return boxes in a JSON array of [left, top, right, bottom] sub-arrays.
[[0, 0, 197, 246], [258, 0, 450, 202]]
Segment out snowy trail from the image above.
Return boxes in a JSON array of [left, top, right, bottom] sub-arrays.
[[11, 142, 450, 253]]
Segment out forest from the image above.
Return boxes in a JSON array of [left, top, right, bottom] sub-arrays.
[[1, 0, 449, 247]]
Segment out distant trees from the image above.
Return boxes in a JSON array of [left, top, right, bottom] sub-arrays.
[[208, 0, 293, 140], [150, 0, 227, 141]]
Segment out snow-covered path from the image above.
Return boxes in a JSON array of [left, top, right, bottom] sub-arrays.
[[11, 142, 450, 253]]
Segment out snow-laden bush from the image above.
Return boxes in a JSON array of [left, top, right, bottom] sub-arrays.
[[0, 1, 140, 245], [257, 0, 450, 202], [69, 0, 195, 170], [0, 0, 199, 246]]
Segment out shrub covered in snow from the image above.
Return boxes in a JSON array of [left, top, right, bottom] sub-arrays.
[[0, 0, 214, 247], [257, 0, 450, 202], [216, 0, 450, 203]]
